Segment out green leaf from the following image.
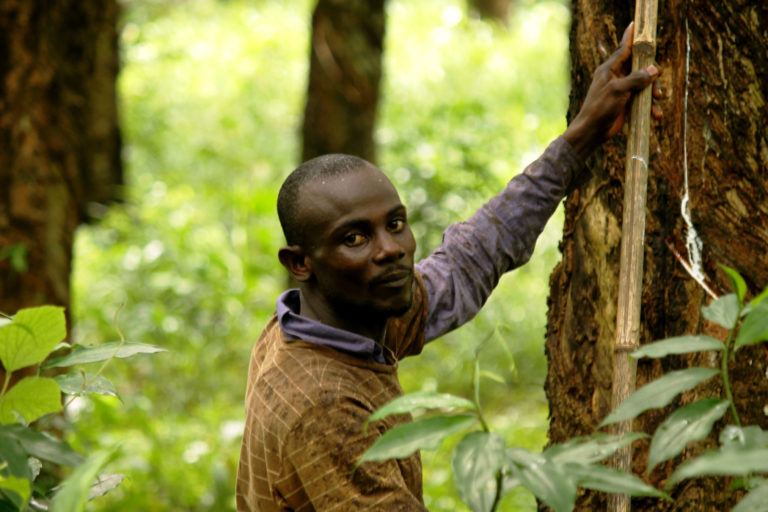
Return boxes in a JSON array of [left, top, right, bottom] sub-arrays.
[[50, 450, 115, 512], [359, 414, 476, 464], [721, 265, 747, 305], [668, 448, 768, 487], [43, 341, 166, 369], [451, 431, 505, 512], [87, 473, 124, 500], [701, 294, 739, 329], [631, 335, 724, 359], [647, 399, 730, 472], [54, 373, 120, 399], [0, 377, 62, 425], [545, 432, 647, 466], [0, 306, 66, 372], [719, 425, 768, 450], [506, 447, 576, 512], [732, 482, 768, 512], [567, 463, 669, 500], [366, 391, 475, 425], [0, 474, 30, 509], [747, 286, 768, 310], [735, 302, 768, 350], [0, 431, 29, 478], [0, 424, 83, 467], [600, 367, 719, 427]]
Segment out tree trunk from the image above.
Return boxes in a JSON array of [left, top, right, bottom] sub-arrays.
[[301, 0, 385, 164], [544, 1, 768, 510], [0, 0, 121, 330], [468, 0, 513, 25]]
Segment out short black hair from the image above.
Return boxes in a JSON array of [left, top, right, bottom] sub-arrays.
[[277, 154, 375, 246]]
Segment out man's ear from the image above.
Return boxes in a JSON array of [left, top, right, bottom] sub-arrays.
[[278, 246, 313, 282]]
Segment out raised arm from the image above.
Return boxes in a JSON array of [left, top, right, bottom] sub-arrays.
[[416, 22, 661, 342]]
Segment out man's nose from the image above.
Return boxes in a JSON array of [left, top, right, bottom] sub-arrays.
[[373, 231, 405, 262]]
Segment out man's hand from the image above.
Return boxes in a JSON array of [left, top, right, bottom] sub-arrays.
[[563, 22, 663, 161]]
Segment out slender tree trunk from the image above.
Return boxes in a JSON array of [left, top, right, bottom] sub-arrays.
[[301, 0, 386, 164], [468, 0, 513, 25], [544, 1, 768, 510], [0, 0, 121, 355]]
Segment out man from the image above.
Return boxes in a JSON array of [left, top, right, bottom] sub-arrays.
[[237, 24, 662, 511]]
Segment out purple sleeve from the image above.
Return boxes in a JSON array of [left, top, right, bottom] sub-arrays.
[[415, 136, 585, 342]]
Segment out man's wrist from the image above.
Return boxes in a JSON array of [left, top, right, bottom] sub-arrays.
[[562, 120, 600, 161]]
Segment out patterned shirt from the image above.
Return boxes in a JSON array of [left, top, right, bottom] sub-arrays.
[[236, 137, 585, 510]]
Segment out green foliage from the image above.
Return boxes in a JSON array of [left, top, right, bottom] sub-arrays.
[[71, 0, 571, 510], [362, 269, 768, 511], [0, 306, 160, 510], [598, 368, 719, 427]]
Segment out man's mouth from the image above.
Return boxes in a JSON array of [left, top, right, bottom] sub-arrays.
[[371, 267, 412, 288]]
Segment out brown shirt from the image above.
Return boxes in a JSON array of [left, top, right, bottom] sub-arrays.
[[236, 274, 429, 511]]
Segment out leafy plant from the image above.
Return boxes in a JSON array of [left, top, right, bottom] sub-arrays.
[[0, 306, 163, 511], [361, 266, 768, 511]]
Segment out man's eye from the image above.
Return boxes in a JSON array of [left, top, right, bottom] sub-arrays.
[[389, 219, 405, 232], [344, 233, 366, 246]]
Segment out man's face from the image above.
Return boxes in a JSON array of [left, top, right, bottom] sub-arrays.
[[298, 166, 416, 319]]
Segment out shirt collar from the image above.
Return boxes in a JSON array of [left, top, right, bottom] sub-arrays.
[[276, 289, 387, 364]]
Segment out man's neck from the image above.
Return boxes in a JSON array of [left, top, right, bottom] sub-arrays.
[[298, 289, 387, 343]]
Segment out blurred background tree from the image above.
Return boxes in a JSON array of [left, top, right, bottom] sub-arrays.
[[0, 0, 121, 386], [59, 0, 569, 510], [302, 0, 385, 162]]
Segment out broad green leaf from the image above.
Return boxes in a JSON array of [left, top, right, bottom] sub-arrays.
[[735, 301, 768, 350], [567, 463, 669, 500], [631, 335, 723, 359], [668, 448, 768, 487], [451, 431, 505, 512], [54, 373, 120, 399], [600, 368, 719, 427], [647, 399, 730, 472], [0, 377, 62, 425], [545, 432, 647, 466], [721, 265, 747, 305], [506, 447, 576, 512], [701, 294, 739, 329], [359, 414, 476, 464], [0, 306, 66, 372], [366, 391, 475, 425], [0, 474, 30, 509], [43, 341, 166, 369], [0, 318, 10, 328], [732, 482, 768, 512], [51, 450, 115, 512], [0, 425, 83, 467]]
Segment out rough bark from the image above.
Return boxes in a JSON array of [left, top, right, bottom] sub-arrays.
[[544, 1, 768, 510], [0, 1, 121, 322], [301, 0, 385, 164]]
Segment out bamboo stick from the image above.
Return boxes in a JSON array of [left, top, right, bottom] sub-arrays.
[[609, 2, 659, 512]]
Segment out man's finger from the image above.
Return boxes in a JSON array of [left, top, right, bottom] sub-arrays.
[[612, 65, 660, 94], [605, 23, 634, 73]]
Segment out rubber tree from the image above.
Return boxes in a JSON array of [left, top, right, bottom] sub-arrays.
[[544, 1, 768, 510]]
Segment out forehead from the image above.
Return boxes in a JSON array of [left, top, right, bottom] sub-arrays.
[[297, 167, 403, 236]]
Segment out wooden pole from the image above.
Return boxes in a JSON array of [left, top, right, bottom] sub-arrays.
[[609, 2, 659, 512]]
